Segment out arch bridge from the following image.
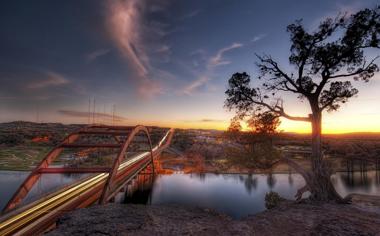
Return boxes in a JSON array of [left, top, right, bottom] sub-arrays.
[[0, 125, 174, 236]]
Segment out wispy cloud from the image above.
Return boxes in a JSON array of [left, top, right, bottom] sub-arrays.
[[182, 75, 209, 95], [58, 109, 128, 122], [181, 42, 243, 95], [106, 0, 172, 99], [137, 79, 164, 98], [26, 71, 69, 89], [251, 33, 266, 43], [199, 119, 224, 122], [155, 45, 171, 54], [190, 49, 206, 57], [86, 49, 110, 62], [0, 96, 17, 100], [107, 0, 149, 77], [209, 43, 243, 67], [181, 9, 201, 20], [310, 2, 364, 30]]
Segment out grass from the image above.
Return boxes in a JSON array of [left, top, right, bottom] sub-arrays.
[[0, 145, 51, 171]]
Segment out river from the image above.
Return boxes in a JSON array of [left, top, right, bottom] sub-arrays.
[[0, 170, 379, 218]]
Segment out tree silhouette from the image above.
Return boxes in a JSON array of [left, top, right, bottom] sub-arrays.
[[247, 112, 280, 135], [225, 7, 380, 201], [227, 116, 242, 133]]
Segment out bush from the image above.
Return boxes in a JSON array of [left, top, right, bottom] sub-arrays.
[[265, 191, 283, 209], [0, 133, 24, 146]]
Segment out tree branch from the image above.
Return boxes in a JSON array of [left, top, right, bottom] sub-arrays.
[[328, 56, 379, 79], [242, 92, 311, 122], [256, 54, 304, 94]]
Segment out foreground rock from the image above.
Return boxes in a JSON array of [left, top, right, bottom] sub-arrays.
[[49, 200, 380, 236]]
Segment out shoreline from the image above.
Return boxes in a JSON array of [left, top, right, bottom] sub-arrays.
[[1, 168, 378, 174], [47, 194, 380, 236]]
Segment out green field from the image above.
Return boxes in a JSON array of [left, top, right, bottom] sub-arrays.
[[0, 146, 51, 171]]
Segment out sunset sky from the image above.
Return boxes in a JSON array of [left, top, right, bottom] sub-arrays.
[[0, 0, 379, 133]]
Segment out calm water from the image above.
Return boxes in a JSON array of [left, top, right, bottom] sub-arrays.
[[127, 171, 380, 218], [0, 170, 379, 218], [0, 171, 87, 211]]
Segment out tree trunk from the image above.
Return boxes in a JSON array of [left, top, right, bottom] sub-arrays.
[[308, 103, 343, 201]]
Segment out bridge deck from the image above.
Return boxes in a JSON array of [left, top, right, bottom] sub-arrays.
[[0, 128, 174, 236]]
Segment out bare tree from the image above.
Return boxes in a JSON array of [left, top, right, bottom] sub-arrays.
[[225, 7, 380, 201]]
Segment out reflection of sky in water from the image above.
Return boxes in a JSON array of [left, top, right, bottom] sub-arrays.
[[0, 171, 89, 211], [0, 171, 29, 210], [1, 171, 380, 218], [150, 173, 306, 218], [150, 172, 380, 219]]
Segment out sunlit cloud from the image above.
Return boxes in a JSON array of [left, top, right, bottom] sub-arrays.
[[182, 118, 225, 123], [181, 43, 243, 95], [209, 43, 243, 67], [182, 75, 209, 95], [199, 119, 224, 122], [137, 79, 164, 99], [106, 0, 175, 99], [26, 71, 69, 89], [107, 0, 149, 77]]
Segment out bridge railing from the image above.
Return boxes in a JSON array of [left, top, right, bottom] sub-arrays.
[[2, 125, 172, 213]]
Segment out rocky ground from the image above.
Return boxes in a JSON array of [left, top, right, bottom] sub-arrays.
[[48, 195, 380, 236]]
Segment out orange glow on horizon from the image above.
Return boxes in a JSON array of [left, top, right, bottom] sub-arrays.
[[114, 116, 380, 134]]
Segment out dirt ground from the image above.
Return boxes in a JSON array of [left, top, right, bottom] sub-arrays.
[[48, 195, 380, 236]]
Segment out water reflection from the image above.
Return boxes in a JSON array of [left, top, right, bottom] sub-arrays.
[[125, 171, 380, 219], [267, 173, 276, 190], [288, 173, 294, 186], [122, 173, 155, 204], [333, 171, 380, 196], [0, 171, 89, 211], [243, 174, 258, 194], [1, 170, 379, 219], [127, 173, 306, 219], [0, 171, 28, 210]]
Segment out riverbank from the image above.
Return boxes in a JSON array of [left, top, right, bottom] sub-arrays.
[[48, 194, 380, 236], [157, 151, 379, 175]]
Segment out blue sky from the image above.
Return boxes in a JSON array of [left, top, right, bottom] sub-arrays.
[[0, 0, 379, 132]]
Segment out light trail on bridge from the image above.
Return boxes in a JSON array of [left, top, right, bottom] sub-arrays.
[[0, 127, 173, 236]]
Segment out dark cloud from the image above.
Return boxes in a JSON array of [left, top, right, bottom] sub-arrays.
[[58, 110, 127, 122]]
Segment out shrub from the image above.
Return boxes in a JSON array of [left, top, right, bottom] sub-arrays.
[[265, 191, 283, 209]]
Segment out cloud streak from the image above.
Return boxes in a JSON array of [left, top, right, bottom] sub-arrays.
[[107, 0, 172, 99], [183, 118, 224, 123], [251, 33, 266, 43], [181, 9, 201, 20], [209, 43, 243, 67], [58, 109, 128, 122], [86, 49, 110, 62], [182, 75, 209, 95], [108, 0, 149, 77], [26, 71, 69, 89], [181, 42, 243, 95]]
